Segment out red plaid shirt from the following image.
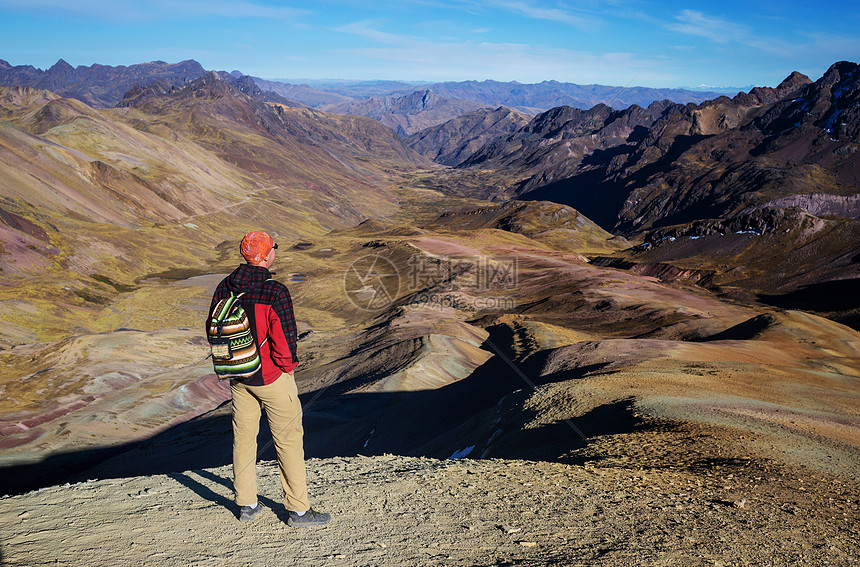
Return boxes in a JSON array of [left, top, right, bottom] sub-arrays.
[[208, 264, 298, 385]]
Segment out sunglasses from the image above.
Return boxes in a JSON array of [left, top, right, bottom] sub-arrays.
[[272, 243, 279, 250]]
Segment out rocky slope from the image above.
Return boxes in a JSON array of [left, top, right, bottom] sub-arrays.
[[404, 106, 531, 166], [115, 71, 421, 171], [586, 202, 859, 301], [1, 218, 858, 563], [3, 199, 858, 495]]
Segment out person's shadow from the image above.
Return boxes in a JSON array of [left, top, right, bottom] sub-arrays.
[[170, 468, 285, 521]]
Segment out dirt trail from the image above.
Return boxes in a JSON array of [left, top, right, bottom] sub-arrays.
[[1, 453, 857, 567]]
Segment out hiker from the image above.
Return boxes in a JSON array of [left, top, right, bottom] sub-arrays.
[[207, 231, 330, 526]]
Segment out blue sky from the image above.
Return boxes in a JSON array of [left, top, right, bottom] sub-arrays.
[[0, 0, 857, 89]]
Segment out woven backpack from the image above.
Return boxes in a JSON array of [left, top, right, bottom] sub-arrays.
[[207, 292, 267, 380]]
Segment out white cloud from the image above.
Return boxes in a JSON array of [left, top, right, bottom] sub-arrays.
[[666, 9, 860, 65], [486, 0, 597, 30], [333, 20, 409, 45], [667, 10, 751, 44], [798, 31, 860, 61]]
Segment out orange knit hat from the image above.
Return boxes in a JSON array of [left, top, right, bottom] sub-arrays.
[[240, 231, 275, 263]]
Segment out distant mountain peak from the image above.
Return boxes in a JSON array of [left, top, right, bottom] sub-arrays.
[[776, 71, 812, 91], [405, 89, 440, 110], [49, 59, 74, 71], [732, 71, 812, 107], [827, 60, 859, 74]]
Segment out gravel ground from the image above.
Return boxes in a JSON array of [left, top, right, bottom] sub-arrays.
[[2, 453, 857, 567]]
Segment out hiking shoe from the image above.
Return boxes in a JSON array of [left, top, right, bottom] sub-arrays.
[[287, 508, 331, 527], [239, 503, 263, 522]]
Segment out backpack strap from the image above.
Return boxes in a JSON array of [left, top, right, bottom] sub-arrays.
[[212, 292, 245, 324]]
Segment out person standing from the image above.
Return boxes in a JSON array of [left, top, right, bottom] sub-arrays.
[[208, 231, 330, 526]]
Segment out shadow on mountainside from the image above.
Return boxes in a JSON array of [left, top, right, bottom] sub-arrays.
[[520, 171, 629, 231], [300, 355, 627, 462], [0, 337, 650, 496], [520, 134, 714, 233], [0, 405, 234, 496], [758, 278, 860, 332]]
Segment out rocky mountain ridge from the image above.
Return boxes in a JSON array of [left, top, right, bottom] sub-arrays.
[[0, 58, 207, 108], [270, 78, 731, 138]]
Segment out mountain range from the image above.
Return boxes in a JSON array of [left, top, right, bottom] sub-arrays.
[[0, 55, 856, 334], [0, 58, 207, 107], [0, 69, 421, 342], [446, 64, 857, 234], [260, 77, 724, 113], [400, 62, 857, 317], [388, 79, 725, 114], [1, 58, 725, 134]]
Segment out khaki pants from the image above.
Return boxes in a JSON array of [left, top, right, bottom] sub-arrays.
[[231, 371, 310, 512]]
